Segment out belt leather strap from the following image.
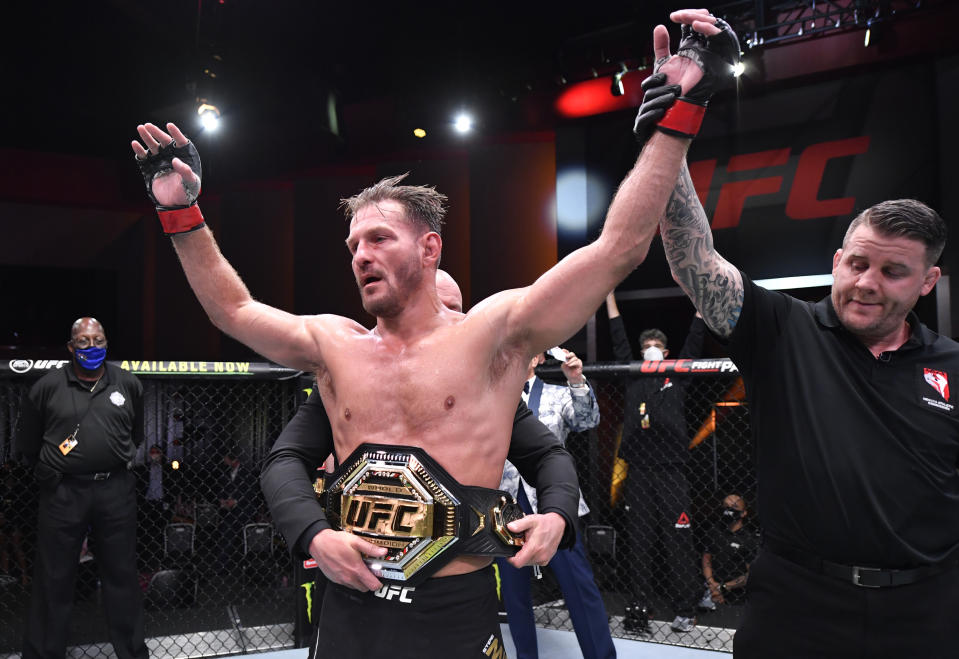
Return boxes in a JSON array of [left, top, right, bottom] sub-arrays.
[[63, 467, 126, 481], [317, 443, 525, 586], [764, 538, 959, 588]]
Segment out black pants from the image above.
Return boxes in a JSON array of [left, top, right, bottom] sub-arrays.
[[622, 466, 701, 617], [24, 470, 147, 659], [313, 566, 504, 659], [734, 548, 959, 659]]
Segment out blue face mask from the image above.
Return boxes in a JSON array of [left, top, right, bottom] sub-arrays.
[[74, 346, 107, 370]]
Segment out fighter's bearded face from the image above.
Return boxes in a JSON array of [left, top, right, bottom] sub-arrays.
[[347, 199, 427, 318]]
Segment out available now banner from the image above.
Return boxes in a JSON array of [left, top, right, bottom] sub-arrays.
[[1, 358, 300, 380]]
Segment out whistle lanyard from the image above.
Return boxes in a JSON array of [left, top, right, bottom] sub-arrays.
[[67, 371, 103, 442]]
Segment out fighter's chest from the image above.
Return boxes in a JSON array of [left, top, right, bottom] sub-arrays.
[[325, 339, 477, 428]]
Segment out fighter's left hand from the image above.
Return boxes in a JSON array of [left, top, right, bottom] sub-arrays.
[[560, 350, 584, 385], [505, 511, 566, 569]]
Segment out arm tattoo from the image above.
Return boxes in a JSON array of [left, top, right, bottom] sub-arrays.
[[661, 162, 744, 338]]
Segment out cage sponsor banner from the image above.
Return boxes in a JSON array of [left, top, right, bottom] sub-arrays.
[[1, 358, 299, 379], [632, 358, 739, 375], [538, 359, 738, 381]]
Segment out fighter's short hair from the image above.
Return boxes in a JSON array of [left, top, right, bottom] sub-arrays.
[[340, 173, 448, 235]]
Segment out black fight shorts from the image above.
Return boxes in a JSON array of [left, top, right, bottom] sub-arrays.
[[312, 565, 506, 659]]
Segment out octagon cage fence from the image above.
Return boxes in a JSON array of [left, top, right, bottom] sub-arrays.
[[0, 356, 754, 656]]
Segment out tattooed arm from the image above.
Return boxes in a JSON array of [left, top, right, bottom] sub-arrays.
[[660, 161, 744, 338]]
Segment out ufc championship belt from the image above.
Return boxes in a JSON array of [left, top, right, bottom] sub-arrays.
[[316, 443, 526, 586]]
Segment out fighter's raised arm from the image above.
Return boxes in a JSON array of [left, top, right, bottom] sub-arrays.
[[131, 122, 331, 371], [489, 11, 741, 357], [633, 10, 745, 339]]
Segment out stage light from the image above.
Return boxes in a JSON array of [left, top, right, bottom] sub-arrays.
[[732, 61, 745, 77], [413, 127, 426, 138], [197, 102, 221, 132], [453, 113, 472, 134], [610, 63, 628, 97], [864, 19, 873, 47], [610, 72, 625, 97], [171, 460, 180, 470]]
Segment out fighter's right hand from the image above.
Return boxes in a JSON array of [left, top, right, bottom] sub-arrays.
[[308, 528, 388, 592], [131, 122, 206, 236], [648, 9, 740, 139]]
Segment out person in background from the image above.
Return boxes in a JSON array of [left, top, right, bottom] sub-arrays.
[[605, 293, 705, 633], [497, 347, 615, 659], [15, 317, 147, 659], [699, 493, 757, 611]]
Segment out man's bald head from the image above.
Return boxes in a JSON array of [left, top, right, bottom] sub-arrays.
[[70, 317, 105, 341], [435, 269, 463, 312]]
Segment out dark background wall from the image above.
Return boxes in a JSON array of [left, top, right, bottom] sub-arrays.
[[1, 46, 957, 364]]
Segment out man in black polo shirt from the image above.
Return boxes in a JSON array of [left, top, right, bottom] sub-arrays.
[[700, 494, 758, 610], [633, 70, 959, 655], [16, 317, 147, 659]]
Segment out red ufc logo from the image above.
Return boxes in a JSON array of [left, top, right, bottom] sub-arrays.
[[689, 136, 871, 229]]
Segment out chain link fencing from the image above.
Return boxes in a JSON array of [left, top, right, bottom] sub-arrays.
[[0, 360, 302, 658], [1, 358, 755, 656], [528, 361, 755, 653]]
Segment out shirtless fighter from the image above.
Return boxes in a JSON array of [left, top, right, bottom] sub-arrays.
[[129, 10, 737, 657]]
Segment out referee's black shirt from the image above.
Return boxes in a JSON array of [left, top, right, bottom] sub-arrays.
[[17, 363, 143, 474], [725, 272, 959, 568]]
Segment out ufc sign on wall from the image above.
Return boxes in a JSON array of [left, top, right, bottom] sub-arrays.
[[686, 63, 939, 279], [567, 62, 941, 285], [689, 136, 871, 230]]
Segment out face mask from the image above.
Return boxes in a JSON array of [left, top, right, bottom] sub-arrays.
[[643, 346, 664, 361], [74, 346, 107, 370], [722, 507, 743, 525]]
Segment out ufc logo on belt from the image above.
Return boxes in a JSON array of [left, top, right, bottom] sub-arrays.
[[343, 496, 431, 536]]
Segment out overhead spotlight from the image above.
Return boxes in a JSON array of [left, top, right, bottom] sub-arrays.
[[610, 73, 625, 98], [453, 113, 472, 134], [171, 460, 180, 470], [610, 62, 628, 97], [413, 128, 426, 138], [197, 102, 221, 132], [732, 61, 745, 78]]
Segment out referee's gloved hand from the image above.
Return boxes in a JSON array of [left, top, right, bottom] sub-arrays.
[[633, 73, 682, 147], [131, 122, 206, 236]]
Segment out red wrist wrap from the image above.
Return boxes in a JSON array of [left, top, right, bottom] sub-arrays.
[[157, 204, 205, 236], [657, 99, 707, 138]]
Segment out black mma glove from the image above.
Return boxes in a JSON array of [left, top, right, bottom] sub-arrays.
[[135, 140, 205, 235], [633, 73, 681, 147], [658, 17, 740, 139]]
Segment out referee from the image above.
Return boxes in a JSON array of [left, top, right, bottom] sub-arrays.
[[16, 317, 148, 659]]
